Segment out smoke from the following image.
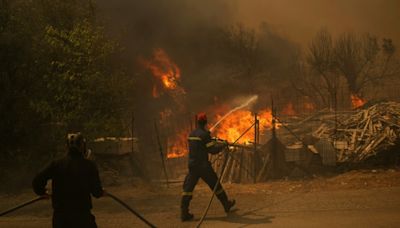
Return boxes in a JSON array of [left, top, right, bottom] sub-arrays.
[[232, 0, 400, 47], [95, 0, 399, 127], [92, 0, 399, 175], [96, 0, 233, 55]]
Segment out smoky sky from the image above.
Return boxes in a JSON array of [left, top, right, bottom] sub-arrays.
[[96, 0, 233, 54], [232, 0, 400, 47], [95, 0, 399, 112], [96, 0, 400, 56]]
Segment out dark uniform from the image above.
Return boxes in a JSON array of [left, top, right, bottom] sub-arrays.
[[181, 121, 235, 221], [33, 134, 103, 228]]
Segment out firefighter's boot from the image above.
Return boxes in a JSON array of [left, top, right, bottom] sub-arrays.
[[181, 195, 194, 222], [216, 191, 236, 213]]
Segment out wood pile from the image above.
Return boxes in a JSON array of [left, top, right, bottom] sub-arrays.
[[210, 102, 400, 183], [312, 102, 400, 162]]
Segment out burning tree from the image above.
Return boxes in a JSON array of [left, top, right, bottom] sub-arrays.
[[138, 48, 190, 160]]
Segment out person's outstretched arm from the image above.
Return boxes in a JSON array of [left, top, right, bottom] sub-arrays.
[[204, 132, 227, 155], [32, 162, 55, 195]]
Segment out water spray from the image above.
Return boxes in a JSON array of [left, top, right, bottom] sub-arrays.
[[210, 95, 258, 132]]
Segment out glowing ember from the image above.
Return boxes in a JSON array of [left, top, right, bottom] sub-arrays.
[[351, 94, 366, 109], [281, 102, 296, 116], [139, 48, 185, 97]]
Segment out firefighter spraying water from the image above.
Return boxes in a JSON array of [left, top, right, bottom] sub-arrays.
[[180, 113, 236, 222]]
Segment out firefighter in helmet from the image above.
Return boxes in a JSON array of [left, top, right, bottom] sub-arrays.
[[181, 112, 235, 221], [32, 132, 104, 228]]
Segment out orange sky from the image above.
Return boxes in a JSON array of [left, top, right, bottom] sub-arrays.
[[230, 0, 400, 47]]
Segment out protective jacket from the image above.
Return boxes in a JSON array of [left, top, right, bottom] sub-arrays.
[[187, 126, 225, 167], [32, 152, 103, 213]]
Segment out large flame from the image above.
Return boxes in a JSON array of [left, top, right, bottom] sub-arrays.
[[213, 109, 276, 144], [166, 106, 282, 159], [166, 108, 279, 158], [139, 48, 185, 98], [351, 94, 366, 109]]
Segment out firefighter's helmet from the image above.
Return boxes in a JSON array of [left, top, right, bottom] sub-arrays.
[[196, 112, 207, 126], [67, 132, 88, 157]]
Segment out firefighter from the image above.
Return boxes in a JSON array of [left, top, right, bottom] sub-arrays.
[[181, 112, 235, 221], [32, 133, 103, 228]]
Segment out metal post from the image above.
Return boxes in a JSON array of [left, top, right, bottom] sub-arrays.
[[253, 112, 258, 183], [271, 96, 276, 178], [153, 120, 169, 187], [131, 112, 135, 154]]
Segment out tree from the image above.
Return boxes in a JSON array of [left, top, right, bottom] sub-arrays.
[[296, 28, 400, 109], [0, 0, 129, 162], [219, 24, 262, 87], [292, 29, 338, 108], [334, 32, 399, 97], [218, 23, 299, 96]]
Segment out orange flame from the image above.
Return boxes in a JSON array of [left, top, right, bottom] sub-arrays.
[[167, 132, 189, 159], [213, 109, 277, 144], [139, 48, 185, 98], [166, 108, 279, 158], [351, 94, 366, 109], [281, 102, 296, 116]]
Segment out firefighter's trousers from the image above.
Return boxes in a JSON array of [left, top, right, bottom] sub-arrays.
[[181, 163, 229, 213], [53, 211, 97, 228]]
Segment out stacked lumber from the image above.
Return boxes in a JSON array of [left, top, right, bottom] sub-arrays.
[[313, 102, 400, 162]]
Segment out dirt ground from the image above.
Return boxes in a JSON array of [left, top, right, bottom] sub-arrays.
[[1, 168, 400, 227]]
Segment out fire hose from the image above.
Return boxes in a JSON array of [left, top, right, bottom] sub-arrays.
[[0, 195, 48, 217], [0, 192, 156, 228], [196, 122, 256, 228], [104, 192, 156, 228]]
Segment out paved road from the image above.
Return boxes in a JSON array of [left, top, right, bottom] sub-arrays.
[[1, 185, 400, 227]]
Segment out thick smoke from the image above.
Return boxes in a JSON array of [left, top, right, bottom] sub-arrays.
[[232, 0, 400, 46], [93, 0, 399, 178]]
